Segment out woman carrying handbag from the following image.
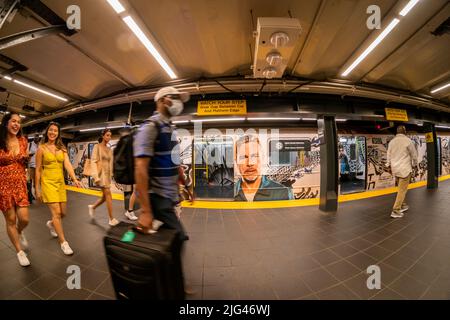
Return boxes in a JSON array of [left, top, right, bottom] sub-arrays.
[[87, 129, 119, 226]]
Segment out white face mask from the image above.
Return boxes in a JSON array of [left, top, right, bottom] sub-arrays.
[[166, 99, 184, 116]]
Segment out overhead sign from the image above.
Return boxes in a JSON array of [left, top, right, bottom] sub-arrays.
[[425, 132, 434, 143], [270, 139, 311, 152], [385, 108, 408, 121], [197, 100, 247, 116]]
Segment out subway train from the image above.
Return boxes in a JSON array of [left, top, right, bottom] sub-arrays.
[[65, 126, 450, 204]]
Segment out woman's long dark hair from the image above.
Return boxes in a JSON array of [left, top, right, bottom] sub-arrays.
[[98, 129, 112, 143], [43, 121, 66, 152], [0, 112, 23, 151]]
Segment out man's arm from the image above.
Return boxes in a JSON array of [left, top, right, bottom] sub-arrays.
[[408, 141, 418, 167], [133, 121, 158, 229], [135, 157, 153, 222]]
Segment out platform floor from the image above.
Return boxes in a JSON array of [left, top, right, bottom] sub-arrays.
[[0, 181, 449, 300]]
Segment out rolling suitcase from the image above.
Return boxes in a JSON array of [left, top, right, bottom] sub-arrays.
[[103, 222, 185, 300]]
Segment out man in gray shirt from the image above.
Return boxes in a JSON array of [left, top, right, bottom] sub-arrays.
[[133, 86, 190, 239]]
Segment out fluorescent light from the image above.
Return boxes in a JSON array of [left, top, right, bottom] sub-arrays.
[[191, 117, 245, 123], [3, 75, 12, 80], [247, 117, 301, 121], [399, 0, 420, 16], [342, 18, 400, 77], [336, 119, 347, 122], [301, 118, 317, 121], [172, 120, 190, 124], [106, 0, 125, 14], [79, 125, 123, 132], [19, 115, 26, 119], [430, 82, 450, 94], [436, 125, 450, 129], [122, 16, 177, 79], [13, 79, 68, 102]]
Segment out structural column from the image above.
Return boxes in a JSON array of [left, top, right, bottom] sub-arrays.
[[318, 116, 338, 212], [423, 122, 438, 189]]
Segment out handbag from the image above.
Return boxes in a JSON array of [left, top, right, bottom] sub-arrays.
[[82, 158, 93, 176]]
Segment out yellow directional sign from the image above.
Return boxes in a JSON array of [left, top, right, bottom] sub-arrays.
[[198, 100, 247, 116], [385, 108, 408, 121], [425, 132, 434, 143]]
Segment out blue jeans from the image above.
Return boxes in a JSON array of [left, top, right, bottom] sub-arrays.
[[149, 193, 189, 242]]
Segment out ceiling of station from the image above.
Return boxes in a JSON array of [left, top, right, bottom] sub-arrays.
[[0, 0, 448, 120]]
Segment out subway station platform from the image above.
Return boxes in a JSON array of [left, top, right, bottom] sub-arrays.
[[0, 181, 449, 300]]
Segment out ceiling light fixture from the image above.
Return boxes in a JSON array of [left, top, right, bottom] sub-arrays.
[[79, 125, 124, 132], [399, 0, 420, 17], [430, 82, 450, 94], [247, 117, 301, 121], [191, 118, 245, 123], [172, 120, 190, 124], [341, 18, 400, 77], [106, 0, 125, 14], [12, 79, 68, 102], [122, 16, 177, 79]]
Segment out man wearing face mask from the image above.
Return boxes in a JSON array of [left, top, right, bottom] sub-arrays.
[[133, 86, 190, 240]]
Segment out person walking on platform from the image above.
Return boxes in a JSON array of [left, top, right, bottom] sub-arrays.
[[0, 113, 31, 266], [88, 129, 120, 226], [386, 125, 418, 218], [124, 185, 138, 221], [133, 86, 190, 238], [35, 122, 82, 255], [27, 134, 40, 203]]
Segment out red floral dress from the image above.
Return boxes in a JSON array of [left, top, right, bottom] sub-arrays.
[[0, 136, 30, 212]]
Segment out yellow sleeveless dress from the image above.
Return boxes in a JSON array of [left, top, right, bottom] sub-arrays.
[[41, 149, 67, 203]]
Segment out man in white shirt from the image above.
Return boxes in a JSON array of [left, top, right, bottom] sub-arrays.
[[386, 126, 418, 218], [28, 134, 40, 201]]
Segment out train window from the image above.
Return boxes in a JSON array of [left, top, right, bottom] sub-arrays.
[[339, 136, 367, 194]]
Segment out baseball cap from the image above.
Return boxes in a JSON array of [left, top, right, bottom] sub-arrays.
[[154, 86, 190, 103]]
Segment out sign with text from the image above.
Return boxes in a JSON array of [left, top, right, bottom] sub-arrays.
[[385, 108, 408, 121], [197, 100, 247, 116], [270, 139, 311, 152]]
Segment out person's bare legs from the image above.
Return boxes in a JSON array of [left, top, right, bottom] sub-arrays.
[[2, 208, 21, 252], [16, 206, 29, 236], [48, 203, 66, 244], [92, 192, 106, 209], [128, 190, 136, 211], [103, 188, 114, 220]]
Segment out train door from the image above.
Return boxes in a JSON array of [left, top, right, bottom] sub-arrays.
[[338, 136, 367, 194], [192, 136, 234, 199]]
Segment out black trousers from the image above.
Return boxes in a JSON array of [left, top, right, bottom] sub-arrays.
[[149, 193, 189, 242]]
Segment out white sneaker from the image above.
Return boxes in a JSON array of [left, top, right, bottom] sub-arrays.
[[17, 250, 30, 267], [46, 220, 58, 238], [88, 205, 95, 219], [60, 241, 74, 255], [152, 219, 164, 231], [19, 232, 29, 250], [399, 204, 409, 213], [109, 218, 120, 226], [390, 211, 404, 218], [124, 210, 138, 221]]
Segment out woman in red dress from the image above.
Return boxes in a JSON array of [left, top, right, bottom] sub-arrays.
[[0, 112, 31, 267]]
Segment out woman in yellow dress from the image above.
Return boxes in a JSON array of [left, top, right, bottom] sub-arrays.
[[88, 129, 120, 226], [35, 122, 81, 255]]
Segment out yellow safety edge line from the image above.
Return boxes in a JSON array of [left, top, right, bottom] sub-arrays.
[[66, 174, 450, 210]]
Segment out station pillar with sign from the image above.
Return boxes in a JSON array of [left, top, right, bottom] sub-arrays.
[[424, 122, 438, 189], [318, 116, 338, 212]]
